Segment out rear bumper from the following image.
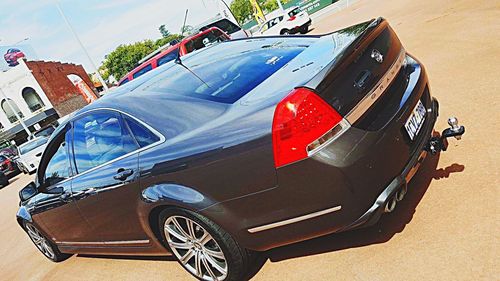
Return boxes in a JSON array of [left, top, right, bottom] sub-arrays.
[[341, 97, 438, 231], [202, 55, 437, 251], [291, 19, 312, 33]]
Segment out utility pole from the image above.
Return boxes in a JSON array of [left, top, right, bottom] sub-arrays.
[[56, 1, 108, 93]]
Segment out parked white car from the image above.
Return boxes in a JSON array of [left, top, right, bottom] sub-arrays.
[[258, 6, 312, 36], [17, 137, 49, 174]]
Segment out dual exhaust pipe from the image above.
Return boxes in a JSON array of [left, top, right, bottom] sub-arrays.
[[384, 184, 408, 213]]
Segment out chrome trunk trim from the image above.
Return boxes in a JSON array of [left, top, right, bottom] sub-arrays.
[[345, 49, 406, 124]]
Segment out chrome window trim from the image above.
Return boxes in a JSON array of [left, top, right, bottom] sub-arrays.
[[247, 205, 342, 233], [345, 49, 406, 124], [40, 108, 166, 184]]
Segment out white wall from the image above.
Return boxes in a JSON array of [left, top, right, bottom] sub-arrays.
[[0, 60, 54, 131]]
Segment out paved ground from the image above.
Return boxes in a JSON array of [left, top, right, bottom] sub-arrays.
[[0, 0, 498, 280]]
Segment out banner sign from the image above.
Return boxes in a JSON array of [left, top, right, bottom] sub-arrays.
[[0, 44, 37, 72]]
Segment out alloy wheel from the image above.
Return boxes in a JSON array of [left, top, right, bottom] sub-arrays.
[[26, 224, 55, 260], [164, 215, 228, 281]]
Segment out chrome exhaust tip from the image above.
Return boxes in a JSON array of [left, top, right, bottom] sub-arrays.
[[396, 184, 408, 202], [384, 196, 397, 213]]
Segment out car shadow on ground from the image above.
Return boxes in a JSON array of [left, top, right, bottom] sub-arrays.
[[245, 153, 465, 280]]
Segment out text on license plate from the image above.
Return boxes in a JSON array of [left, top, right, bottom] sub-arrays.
[[405, 100, 426, 140]]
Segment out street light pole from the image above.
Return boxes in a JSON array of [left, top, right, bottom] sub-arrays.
[[276, 0, 285, 11], [55, 1, 109, 93]]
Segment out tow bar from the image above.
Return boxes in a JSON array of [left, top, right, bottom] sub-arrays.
[[426, 117, 465, 155]]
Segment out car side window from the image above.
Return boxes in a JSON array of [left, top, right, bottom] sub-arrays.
[[72, 111, 138, 174], [43, 130, 70, 187], [157, 49, 179, 66], [123, 115, 160, 147], [133, 64, 153, 79]]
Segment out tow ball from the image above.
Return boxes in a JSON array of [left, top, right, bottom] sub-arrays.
[[426, 117, 465, 155]]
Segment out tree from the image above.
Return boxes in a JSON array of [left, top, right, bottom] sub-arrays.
[[101, 39, 158, 81], [230, 0, 291, 25], [181, 25, 194, 35], [100, 34, 184, 81], [159, 25, 171, 38]]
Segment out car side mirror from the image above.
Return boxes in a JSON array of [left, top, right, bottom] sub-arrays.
[[19, 182, 37, 201]]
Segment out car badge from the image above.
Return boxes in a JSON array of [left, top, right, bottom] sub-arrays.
[[371, 49, 384, 63]]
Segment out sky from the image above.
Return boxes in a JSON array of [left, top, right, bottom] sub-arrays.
[[0, 0, 233, 72]]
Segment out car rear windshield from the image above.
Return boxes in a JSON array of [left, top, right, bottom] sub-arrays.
[[288, 7, 301, 17], [19, 138, 48, 155], [143, 47, 304, 103], [202, 19, 241, 34]]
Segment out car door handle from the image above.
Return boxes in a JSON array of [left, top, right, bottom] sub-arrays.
[[113, 168, 134, 181]]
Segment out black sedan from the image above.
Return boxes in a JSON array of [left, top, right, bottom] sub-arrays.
[[17, 18, 464, 281]]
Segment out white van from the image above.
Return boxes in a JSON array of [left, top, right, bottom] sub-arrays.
[[195, 16, 248, 39]]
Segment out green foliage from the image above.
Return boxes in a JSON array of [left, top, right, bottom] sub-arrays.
[[230, 0, 253, 25], [159, 25, 171, 38], [181, 25, 194, 35], [155, 34, 183, 48], [230, 0, 290, 25], [101, 33, 182, 81]]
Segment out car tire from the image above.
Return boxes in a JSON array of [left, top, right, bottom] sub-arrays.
[[300, 26, 309, 34], [159, 208, 252, 281], [1, 179, 9, 187], [280, 29, 290, 35], [24, 222, 71, 262]]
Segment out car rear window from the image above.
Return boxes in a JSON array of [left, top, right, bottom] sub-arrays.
[[143, 47, 304, 103], [202, 19, 241, 34]]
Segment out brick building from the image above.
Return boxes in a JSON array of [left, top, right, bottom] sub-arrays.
[[0, 59, 98, 144]]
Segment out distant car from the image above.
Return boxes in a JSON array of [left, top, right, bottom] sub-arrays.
[[118, 27, 230, 86], [0, 154, 20, 177], [16, 137, 48, 174], [258, 6, 312, 36], [34, 124, 57, 139], [4, 48, 25, 67], [195, 16, 249, 39]]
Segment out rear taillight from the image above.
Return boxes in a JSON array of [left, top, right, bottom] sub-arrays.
[[287, 16, 296, 21], [272, 88, 350, 168]]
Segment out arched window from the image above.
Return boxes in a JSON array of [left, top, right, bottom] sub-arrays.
[[1, 99, 24, 123], [22, 87, 45, 112]]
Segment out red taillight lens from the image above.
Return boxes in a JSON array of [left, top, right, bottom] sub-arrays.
[[287, 16, 296, 21], [272, 88, 345, 168]]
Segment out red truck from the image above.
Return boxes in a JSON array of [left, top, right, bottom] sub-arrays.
[[118, 27, 230, 86]]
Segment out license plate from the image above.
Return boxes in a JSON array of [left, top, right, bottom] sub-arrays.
[[405, 100, 426, 140]]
